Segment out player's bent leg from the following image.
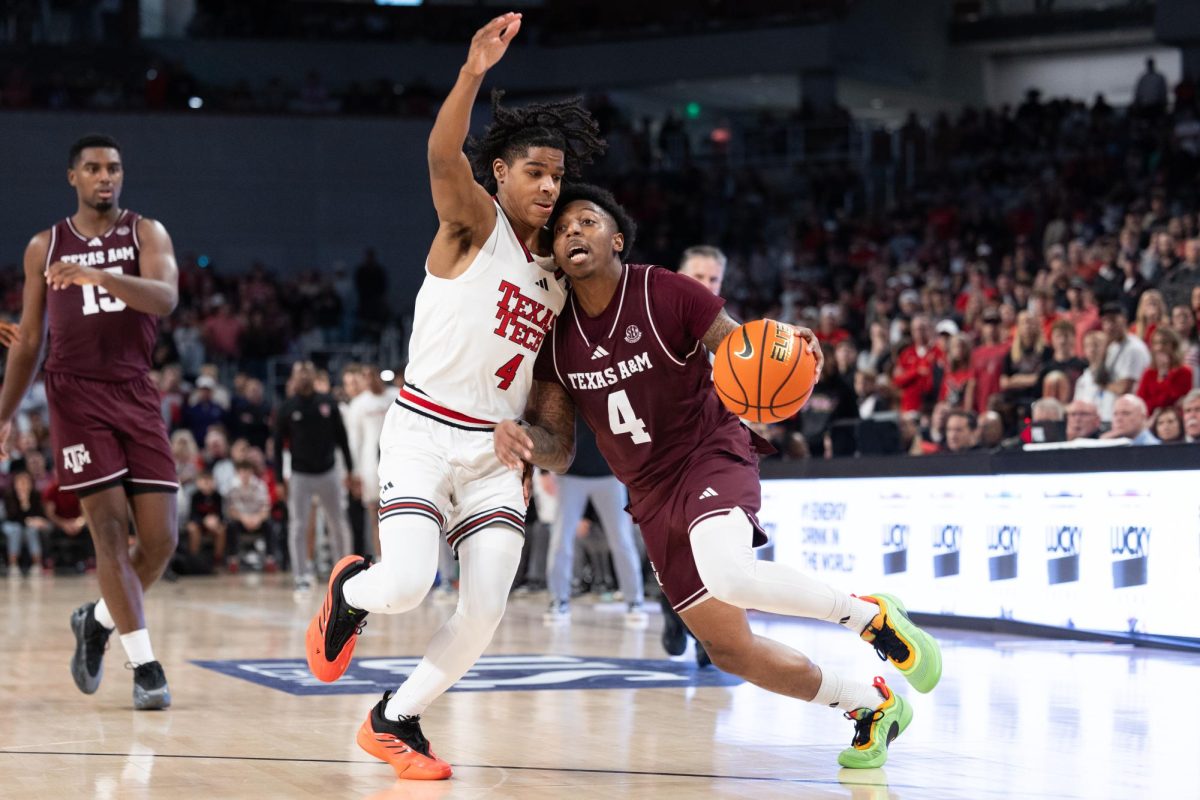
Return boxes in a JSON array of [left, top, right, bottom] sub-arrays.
[[385, 527, 521, 717], [306, 515, 440, 683], [359, 528, 522, 779], [81, 486, 144, 634], [128, 490, 179, 588], [342, 515, 441, 614], [681, 597, 913, 768], [77, 485, 170, 708], [690, 508, 877, 629], [679, 596, 822, 698]]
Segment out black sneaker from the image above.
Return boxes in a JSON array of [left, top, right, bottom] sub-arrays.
[[659, 595, 687, 656], [131, 660, 171, 710], [70, 602, 111, 695]]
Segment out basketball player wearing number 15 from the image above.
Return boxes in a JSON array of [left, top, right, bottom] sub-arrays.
[[0, 134, 180, 710], [495, 184, 943, 769], [303, 12, 606, 780]]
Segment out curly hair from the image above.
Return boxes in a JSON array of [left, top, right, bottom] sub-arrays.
[[466, 90, 606, 193], [548, 182, 637, 262]]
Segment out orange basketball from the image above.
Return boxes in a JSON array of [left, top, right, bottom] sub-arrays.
[[712, 319, 819, 423]]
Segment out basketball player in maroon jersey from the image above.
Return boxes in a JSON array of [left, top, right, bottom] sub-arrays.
[[496, 184, 942, 768], [0, 134, 180, 710]]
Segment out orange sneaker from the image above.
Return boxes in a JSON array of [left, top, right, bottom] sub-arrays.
[[357, 692, 453, 780], [305, 555, 370, 682]]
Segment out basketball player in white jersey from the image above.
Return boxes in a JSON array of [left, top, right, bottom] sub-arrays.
[[304, 12, 606, 780], [344, 364, 398, 557]]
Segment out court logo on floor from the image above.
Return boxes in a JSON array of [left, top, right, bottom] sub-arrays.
[[192, 654, 743, 695]]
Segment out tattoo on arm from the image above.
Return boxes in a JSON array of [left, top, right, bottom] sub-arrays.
[[701, 309, 741, 354], [524, 380, 577, 473]]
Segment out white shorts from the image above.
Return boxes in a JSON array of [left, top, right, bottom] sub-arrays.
[[376, 402, 526, 553]]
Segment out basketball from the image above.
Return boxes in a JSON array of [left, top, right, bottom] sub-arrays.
[[712, 319, 819, 423]]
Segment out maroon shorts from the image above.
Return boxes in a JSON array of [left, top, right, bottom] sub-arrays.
[[629, 448, 767, 613], [45, 371, 178, 497]]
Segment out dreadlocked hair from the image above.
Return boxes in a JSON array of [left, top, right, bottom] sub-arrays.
[[467, 89, 606, 193]]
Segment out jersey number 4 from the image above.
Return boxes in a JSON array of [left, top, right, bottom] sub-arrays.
[[495, 354, 524, 391], [80, 267, 127, 315], [608, 389, 651, 444]]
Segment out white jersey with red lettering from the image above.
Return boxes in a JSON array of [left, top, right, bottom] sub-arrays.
[[400, 198, 566, 427], [378, 199, 566, 550]]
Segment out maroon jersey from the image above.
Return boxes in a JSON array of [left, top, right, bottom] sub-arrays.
[[43, 210, 158, 382], [534, 264, 754, 505]]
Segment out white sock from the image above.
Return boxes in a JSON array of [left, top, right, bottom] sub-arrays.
[[690, 509, 881, 631], [120, 629, 156, 667], [812, 667, 882, 712], [93, 598, 116, 630], [842, 597, 880, 636]]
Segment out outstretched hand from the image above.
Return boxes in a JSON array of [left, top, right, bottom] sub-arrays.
[[463, 12, 523, 77]]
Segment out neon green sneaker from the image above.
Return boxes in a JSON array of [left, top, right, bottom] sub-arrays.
[[859, 593, 942, 694], [837, 677, 913, 769]]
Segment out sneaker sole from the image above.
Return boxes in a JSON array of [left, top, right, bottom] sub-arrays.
[[837, 694, 914, 769], [133, 684, 172, 710], [306, 555, 365, 683], [356, 718, 453, 780], [69, 605, 102, 695], [872, 593, 942, 694]]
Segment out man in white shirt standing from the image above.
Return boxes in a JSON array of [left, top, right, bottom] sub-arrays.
[[1101, 302, 1151, 396], [344, 364, 398, 558]]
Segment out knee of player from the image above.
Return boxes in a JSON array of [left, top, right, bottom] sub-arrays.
[[88, 516, 132, 553]]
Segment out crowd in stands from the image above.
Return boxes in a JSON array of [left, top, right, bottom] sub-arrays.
[[4, 62, 1200, 579]]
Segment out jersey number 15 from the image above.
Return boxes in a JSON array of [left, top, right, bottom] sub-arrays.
[[80, 267, 128, 315]]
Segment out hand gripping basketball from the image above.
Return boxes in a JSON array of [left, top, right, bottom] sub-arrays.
[[712, 320, 822, 424]]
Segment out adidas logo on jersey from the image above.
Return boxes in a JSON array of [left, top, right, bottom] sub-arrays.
[[87, 237, 102, 247], [698, 487, 719, 499], [591, 345, 610, 360], [535, 277, 549, 291]]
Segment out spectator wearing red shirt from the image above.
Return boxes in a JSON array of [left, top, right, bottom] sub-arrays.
[[816, 304, 850, 346], [1137, 327, 1194, 413], [968, 309, 1009, 415], [893, 315, 943, 413]]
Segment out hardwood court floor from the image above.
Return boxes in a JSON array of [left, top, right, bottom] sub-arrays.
[[1, 572, 1193, 800]]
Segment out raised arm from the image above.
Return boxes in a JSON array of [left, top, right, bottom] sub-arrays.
[[0, 232, 52, 458], [494, 379, 576, 474], [426, 12, 523, 278], [44, 216, 178, 316], [700, 310, 824, 376]]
